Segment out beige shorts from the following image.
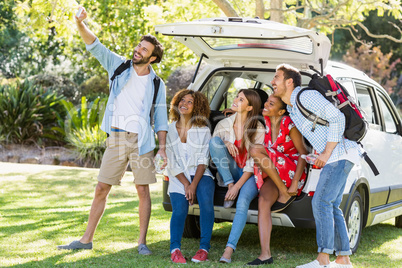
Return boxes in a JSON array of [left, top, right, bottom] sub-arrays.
[[97, 131, 156, 186]]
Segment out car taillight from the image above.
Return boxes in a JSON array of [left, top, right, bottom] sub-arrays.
[[164, 175, 169, 182], [308, 191, 315, 197], [312, 165, 321, 170]]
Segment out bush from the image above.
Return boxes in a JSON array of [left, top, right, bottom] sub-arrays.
[[166, 65, 199, 98], [55, 96, 107, 137], [31, 74, 80, 104], [79, 75, 109, 102], [56, 96, 108, 167], [66, 125, 106, 168], [0, 79, 65, 144]]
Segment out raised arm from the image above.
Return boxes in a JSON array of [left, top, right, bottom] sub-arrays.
[[75, 7, 97, 45]]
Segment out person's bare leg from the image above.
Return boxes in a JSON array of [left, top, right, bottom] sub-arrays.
[[221, 246, 234, 260], [287, 177, 299, 196], [257, 178, 278, 260], [136, 184, 151, 245], [250, 145, 291, 203], [335, 255, 352, 265], [80, 182, 112, 243], [316, 252, 330, 265]]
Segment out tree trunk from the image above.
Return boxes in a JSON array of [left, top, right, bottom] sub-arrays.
[[255, 0, 265, 19], [212, 0, 239, 17], [270, 0, 284, 23]]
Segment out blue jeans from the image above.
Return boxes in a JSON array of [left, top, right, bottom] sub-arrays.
[[170, 175, 215, 252], [209, 136, 258, 250], [312, 160, 354, 256]]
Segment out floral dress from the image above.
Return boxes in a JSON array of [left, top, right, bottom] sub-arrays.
[[254, 116, 306, 195]]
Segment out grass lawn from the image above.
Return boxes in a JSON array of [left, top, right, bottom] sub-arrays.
[[0, 162, 401, 267]]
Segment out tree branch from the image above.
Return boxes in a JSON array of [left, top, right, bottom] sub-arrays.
[[49, 0, 58, 22], [211, 0, 238, 17], [355, 21, 402, 43]]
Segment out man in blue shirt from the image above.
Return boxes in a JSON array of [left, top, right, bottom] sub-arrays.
[[272, 64, 360, 268], [58, 7, 168, 255]]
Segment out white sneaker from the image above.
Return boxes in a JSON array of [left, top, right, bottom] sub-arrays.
[[296, 260, 330, 268], [330, 261, 353, 268]]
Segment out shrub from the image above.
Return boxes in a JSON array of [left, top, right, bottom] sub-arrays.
[[0, 79, 65, 144], [31, 74, 80, 104], [66, 125, 106, 168], [56, 96, 108, 167], [79, 75, 109, 102], [54, 96, 107, 137]]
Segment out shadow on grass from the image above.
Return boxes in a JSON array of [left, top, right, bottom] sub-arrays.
[[2, 164, 401, 267], [4, 219, 401, 267]]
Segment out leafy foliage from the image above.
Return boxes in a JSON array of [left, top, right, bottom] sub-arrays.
[[0, 79, 65, 144], [79, 74, 109, 102], [0, 0, 74, 79], [55, 96, 107, 138], [343, 44, 400, 93], [13, 0, 223, 82], [55, 96, 107, 166], [66, 124, 106, 167], [31, 74, 80, 104]]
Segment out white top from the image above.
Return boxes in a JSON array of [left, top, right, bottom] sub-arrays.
[[166, 122, 214, 195], [212, 113, 265, 173], [111, 68, 149, 133], [181, 142, 197, 176], [328, 146, 361, 166]]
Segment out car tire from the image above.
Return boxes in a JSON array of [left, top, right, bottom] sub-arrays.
[[345, 191, 363, 253], [183, 215, 201, 238], [395, 215, 402, 228]]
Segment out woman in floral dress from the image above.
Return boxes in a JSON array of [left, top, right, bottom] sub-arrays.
[[247, 94, 307, 266]]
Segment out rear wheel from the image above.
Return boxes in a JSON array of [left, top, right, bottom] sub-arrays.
[[345, 191, 363, 253], [395, 215, 402, 228], [183, 215, 200, 238]]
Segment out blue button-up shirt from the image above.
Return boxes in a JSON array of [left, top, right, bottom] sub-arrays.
[[288, 86, 361, 163], [86, 38, 168, 155]]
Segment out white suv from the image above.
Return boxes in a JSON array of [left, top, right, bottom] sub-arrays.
[[155, 17, 402, 253]]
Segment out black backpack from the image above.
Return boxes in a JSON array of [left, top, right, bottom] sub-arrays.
[[110, 60, 161, 124], [296, 74, 379, 176], [296, 74, 367, 142]]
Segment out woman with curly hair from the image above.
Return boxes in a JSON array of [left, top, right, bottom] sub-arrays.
[[166, 89, 215, 264]]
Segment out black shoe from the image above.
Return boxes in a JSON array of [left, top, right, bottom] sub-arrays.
[[271, 196, 296, 213], [247, 257, 273, 265]]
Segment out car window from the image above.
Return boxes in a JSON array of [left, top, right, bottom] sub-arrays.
[[200, 70, 274, 110], [377, 90, 398, 133], [203, 75, 225, 104], [355, 83, 380, 127], [202, 36, 313, 54], [220, 77, 259, 110]]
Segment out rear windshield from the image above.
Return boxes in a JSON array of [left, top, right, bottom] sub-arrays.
[[200, 69, 274, 111], [202, 36, 313, 54]]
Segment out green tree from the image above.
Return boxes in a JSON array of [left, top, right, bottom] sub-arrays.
[[212, 0, 402, 41], [14, 0, 223, 81]]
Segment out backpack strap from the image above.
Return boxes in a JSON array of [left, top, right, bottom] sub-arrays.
[[110, 60, 161, 126], [296, 88, 329, 131], [150, 76, 161, 125], [358, 142, 380, 176], [110, 60, 132, 83]]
